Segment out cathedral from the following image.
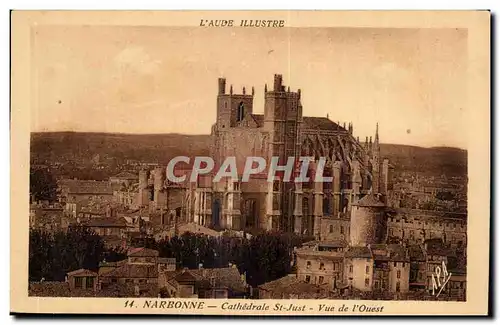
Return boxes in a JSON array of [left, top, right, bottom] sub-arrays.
[[204, 74, 391, 234], [135, 74, 392, 236]]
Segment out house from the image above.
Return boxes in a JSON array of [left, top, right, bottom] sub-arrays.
[[258, 274, 332, 299], [153, 222, 221, 241], [109, 171, 139, 186], [160, 265, 249, 299], [29, 202, 64, 233], [83, 217, 130, 238], [67, 268, 98, 291], [99, 247, 160, 288]]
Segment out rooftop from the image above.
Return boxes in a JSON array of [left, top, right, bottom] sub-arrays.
[[258, 274, 331, 298], [249, 114, 348, 132], [352, 194, 386, 207], [99, 263, 158, 278], [67, 268, 98, 277], [110, 171, 139, 180], [127, 247, 160, 258]]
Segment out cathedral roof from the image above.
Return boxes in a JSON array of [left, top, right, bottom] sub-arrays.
[[352, 194, 385, 207], [302, 117, 345, 131], [249, 114, 346, 132]]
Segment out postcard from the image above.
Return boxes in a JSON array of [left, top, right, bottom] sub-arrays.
[[10, 10, 490, 315]]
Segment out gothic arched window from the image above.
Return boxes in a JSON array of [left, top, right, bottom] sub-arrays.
[[237, 102, 245, 122]]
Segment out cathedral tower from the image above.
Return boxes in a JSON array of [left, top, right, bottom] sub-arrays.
[[215, 77, 254, 130], [263, 74, 303, 231]]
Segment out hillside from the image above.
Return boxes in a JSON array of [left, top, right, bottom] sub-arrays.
[[30, 132, 211, 165], [30, 132, 467, 177], [379, 144, 467, 177]]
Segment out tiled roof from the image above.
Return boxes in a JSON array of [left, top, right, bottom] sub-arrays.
[[67, 268, 98, 277], [100, 264, 158, 278], [352, 194, 386, 207], [345, 246, 372, 259], [86, 217, 128, 228], [28, 282, 159, 298], [154, 223, 221, 240], [191, 267, 247, 293], [64, 180, 115, 195], [127, 247, 159, 257], [174, 270, 198, 283], [258, 274, 331, 298], [370, 244, 409, 262]]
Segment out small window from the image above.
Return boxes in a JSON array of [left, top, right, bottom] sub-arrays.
[[366, 265, 370, 274], [74, 277, 83, 289], [237, 102, 245, 122], [394, 262, 397, 267], [340, 226, 344, 235], [396, 281, 401, 292], [306, 261, 311, 269], [365, 278, 369, 287], [318, 276, 324, 284], [349, 265, 353, 273], [397, 270, 401, 279], [329, 225, 333, 233], [305, 275, 311, 283], [86, 277, 94, 289], [319, 262, 325, 270]]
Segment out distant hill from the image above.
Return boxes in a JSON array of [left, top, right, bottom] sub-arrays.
[[380, 144, 467, 177], [30, 132, 467, 177], [30, 132, 211, 165]]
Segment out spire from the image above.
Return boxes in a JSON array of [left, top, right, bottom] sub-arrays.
[[375, 122, 379, 144], [242, 86, 246, 95], [252, 86, 255, 96], [230, 85, 233, 95], [264, 83, 267, 93]]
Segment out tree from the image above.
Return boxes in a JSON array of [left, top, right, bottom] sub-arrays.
[[29, 226, 105, 281], [30, 168, 58, 203]]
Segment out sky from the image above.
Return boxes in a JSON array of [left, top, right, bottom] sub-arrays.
[[31, 26, 468, 149]]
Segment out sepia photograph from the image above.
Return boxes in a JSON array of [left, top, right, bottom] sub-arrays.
[[10, 10, 490, 315]]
